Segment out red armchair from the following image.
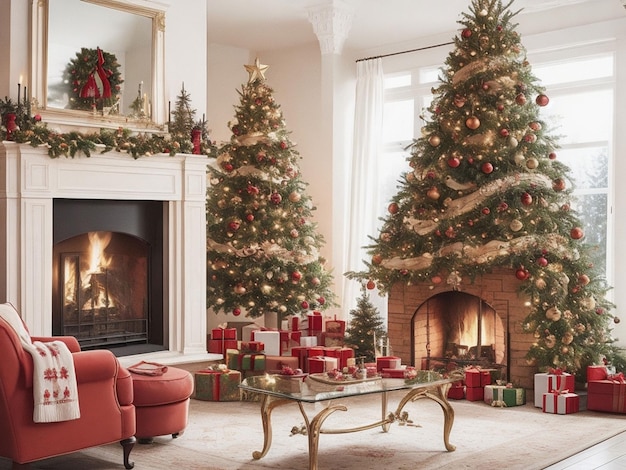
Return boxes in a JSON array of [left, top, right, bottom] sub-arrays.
[[0, 305, 136, 469]]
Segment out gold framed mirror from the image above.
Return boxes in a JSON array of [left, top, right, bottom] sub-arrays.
[[31, 0, 167, 132]]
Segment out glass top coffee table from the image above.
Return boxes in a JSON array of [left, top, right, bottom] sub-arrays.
[[239, 370, 459, 470]]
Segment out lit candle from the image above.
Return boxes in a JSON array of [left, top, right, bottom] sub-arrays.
[[143, 93, 148, 115]]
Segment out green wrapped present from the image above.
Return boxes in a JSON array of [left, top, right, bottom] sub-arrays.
[[485, 384, 525, 407], [194, 369, 241, 401], [226, 349, 266, 371]]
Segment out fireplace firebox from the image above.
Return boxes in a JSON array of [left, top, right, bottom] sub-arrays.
[[52, 199, 164, 353]]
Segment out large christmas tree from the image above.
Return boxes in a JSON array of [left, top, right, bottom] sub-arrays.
[[206, 59, 336, 322], [347, 0, 624, 379]]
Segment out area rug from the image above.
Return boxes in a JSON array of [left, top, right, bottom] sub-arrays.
[[2, 392, 626, 470]]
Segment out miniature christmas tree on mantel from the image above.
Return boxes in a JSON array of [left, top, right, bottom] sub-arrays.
[[206, 58, 336, 324], [346, 0, 625, 379]]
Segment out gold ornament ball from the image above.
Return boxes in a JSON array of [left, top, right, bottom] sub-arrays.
[[428, 135, 441, 147], [465, 116, 481, 130], [509, 219, 523, 232], [289, 191, 301, 202], [526, 157, 539, 169]]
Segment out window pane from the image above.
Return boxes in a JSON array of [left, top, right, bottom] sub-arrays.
[[559, 147, 609, 191], [570, 193, 608, 274], [534, 55, 613, 86], [419, 66, 441, 84], [383, 99, 414, 142], [378, 151, 410, 212], [540, 89, 613, 144], [384, 74, 411, 89]]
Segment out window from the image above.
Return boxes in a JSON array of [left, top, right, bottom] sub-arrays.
[[380, 48, 616, 283]]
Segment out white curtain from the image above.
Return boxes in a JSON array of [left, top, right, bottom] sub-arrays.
[[342, 58, 387, 319]]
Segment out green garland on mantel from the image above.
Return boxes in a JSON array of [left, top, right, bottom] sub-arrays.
[[0, 100, 217, 159]]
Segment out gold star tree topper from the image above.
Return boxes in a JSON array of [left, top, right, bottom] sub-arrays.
[[244, 58, 269, 83]]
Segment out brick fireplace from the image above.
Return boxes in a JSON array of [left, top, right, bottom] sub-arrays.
[[0, 142, 209, 363], [387, 267, 537, 389]]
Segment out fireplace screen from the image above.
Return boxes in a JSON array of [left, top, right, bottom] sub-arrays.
[[55, 231, 149, 349]]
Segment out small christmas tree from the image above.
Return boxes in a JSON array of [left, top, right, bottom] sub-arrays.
[[346, 0, 625, 380], [169, 83, 196, 154], [345, 286, 387, 363], [206, 58, 336, 323]]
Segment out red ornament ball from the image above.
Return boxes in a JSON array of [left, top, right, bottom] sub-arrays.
[[536, 94, 550, 106], [482, 207, 490, 215], [499, 128, 510, 138], [552, 178, 566, 191], [301, 301, 309, 309], [366, 280, 376, 290], [537, 257, 548, 267], [317, 296, 326, 305], [481, 162, 494, 174], [280, 141, 288, 149], [228, 220, 241, 231], [233, 307, 241, 316], [521, 192, 533, 206], [448, 157, 461, 168], [291, 271, 302, 281], [515, 268, 530, 280], [570, 227, 584, 240], [270, 192, 282, 204], [462, 28, 472, 38], [578, 274, 590, 286], [615, 317, 621, 324], [388, 202, 399, 214], [246, 213, 254, 222], [431, 275, 442, 284], [549, 152, 557, 160], [372, 254, 383, 265], [515, 93, 527, 105]]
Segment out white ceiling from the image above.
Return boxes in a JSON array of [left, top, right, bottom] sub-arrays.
[[206, 0, 625, 53]]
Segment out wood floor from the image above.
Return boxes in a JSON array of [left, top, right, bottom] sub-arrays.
[[544, 431, 626, 469]]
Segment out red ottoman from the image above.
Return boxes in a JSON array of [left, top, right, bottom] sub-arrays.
[[130, 366, 194, 443]]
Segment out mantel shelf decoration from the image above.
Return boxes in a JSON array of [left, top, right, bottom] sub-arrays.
[[0, 88, 217, 159]]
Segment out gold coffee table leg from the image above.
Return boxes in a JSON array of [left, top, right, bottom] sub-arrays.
[[252, 395, 292, 460], [307, 403, 348, 470]]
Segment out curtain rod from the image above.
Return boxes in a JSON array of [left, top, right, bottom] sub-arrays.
[[355, 41, 454, 63]]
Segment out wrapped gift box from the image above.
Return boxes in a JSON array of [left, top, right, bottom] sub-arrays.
[[534, 371, 575, 408], [587, 377, 626, 413], [465, 368, 491, 387], [307, 312, 323, 335], [242, 323, 262, 342], [265, 355, 299, 373], [322, 347, 355, 369], [321, 332, 344, 347], [226, 350, 266, 372], [281, 315, 300, 332], [252, 330, 281, 356], [485, 385, 526, 407], [466, 386, 484, 402], [281, 330, 302, 354], [194, 369, 241, 401], [587, 365, 608, 382], [381, 367, 406, 379], [300, 336, 318, 347], [212, 327, 237, 340], [542, 391, 580, 414], [208, 338, 238, 355], [376, 356, 402, 371], [292, 346, 324, 372], [238, 341, 264, 353], [308, 356, 339, 374], [447, 384, 465, 400], [325, 319, 346, 335]]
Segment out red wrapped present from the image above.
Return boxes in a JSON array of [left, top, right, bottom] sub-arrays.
[[465, 386, 484, 402], [542, 391, 580, 414], [194, 369, 241, 401], [322, 347, 354, 369], [381, 368, 406, 379], [588, 377, 626, 413], [465, 367, 491, 387], [212, 327, 237, 340], [264, 355, 299, 373], [325, 319, 346, 335], [308, 356, 338, 373], [300, 336, 318, 347], [447, 385, 465, 400], [239, 341, 264, 353], [291, 346, 324, 372], [208, 338, 238, 355], [533, 371, 575, 407], [307, 312, 323, 334], [587, 365, 608, 382], [376, 356, 402, 372]]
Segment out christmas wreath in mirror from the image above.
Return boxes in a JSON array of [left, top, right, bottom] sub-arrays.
[[63, 47, 123, 113]]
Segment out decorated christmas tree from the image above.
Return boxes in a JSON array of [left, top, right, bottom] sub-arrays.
[[345, 286, 387, 363], [168, 83, 196, 154], [347, 0, 624, 379], [206, 59, 336, 323]]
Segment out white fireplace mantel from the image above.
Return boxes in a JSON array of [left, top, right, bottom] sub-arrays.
[[0, 142, 210, 362]]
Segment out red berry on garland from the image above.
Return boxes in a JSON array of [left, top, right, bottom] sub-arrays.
[[431, 275, 442, 284], [482, 207, 490, 215], [570, 227, 584, 240], [223, 163, 233, 172], [366, 280, 376, 290], [536, 94, 550, 106]]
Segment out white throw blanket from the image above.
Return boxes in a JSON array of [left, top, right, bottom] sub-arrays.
[[0, 303, 80, 423]]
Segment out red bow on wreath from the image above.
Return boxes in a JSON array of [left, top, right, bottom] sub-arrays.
[[79, 48, 112, 99]]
